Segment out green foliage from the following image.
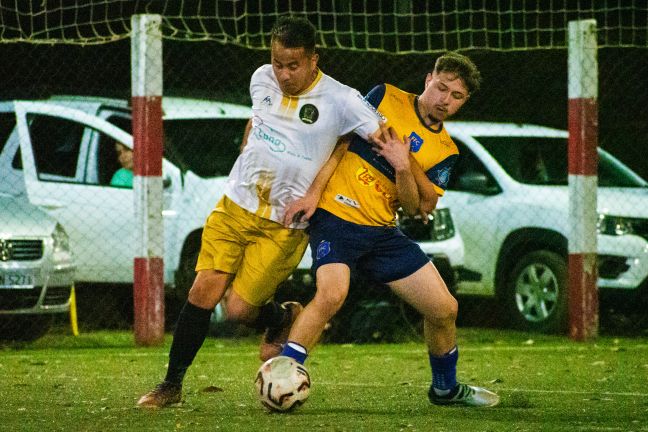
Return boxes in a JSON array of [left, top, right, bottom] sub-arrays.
[[1, 329, 647, 431]]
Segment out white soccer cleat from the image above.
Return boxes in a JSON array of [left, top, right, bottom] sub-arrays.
[[429, 383, 500, 407]]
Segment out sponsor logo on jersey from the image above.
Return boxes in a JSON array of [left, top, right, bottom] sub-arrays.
[[440, 135, 453, 147], [334, 194, 360, 208], [356, 167, 377, 186], [254, 126, 286, 152], [355, 167, 392, 199], [359, 93, 386, 121], [409, 131, 424, 152], [299, 104, 319, 124], [261, 96, 272, 106], [316, 240, 331, 260]]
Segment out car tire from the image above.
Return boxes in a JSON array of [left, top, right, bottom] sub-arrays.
[[504, 250, 568, 333]]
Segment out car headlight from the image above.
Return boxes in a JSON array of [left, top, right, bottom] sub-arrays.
[[429, 208, 456, 241], [397, 208, 456, 241], [52, 223, 72, 263]]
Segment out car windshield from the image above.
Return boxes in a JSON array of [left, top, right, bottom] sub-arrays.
[[476, 136, 648, 188], [163, 118, 247, 177]]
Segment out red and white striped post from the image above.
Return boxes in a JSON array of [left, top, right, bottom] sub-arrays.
[[131, 14, 165, 346], [567, 19, 599, 341]]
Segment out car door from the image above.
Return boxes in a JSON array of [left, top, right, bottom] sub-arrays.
[[443, 139, 504, 295], [14, 101, 135, 284]]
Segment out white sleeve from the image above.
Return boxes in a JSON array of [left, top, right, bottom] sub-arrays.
[[337, 88, 382, 140]]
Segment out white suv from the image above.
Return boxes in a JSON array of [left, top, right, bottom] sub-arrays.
[[0, 97, 464, 316], [443, 122, 648, 333]]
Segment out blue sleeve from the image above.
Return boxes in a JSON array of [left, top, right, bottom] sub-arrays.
[[365, 84, 386, 109], [426, 154, 458, 191]]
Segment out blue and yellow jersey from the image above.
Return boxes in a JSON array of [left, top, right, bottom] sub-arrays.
[[318, 84, 459, 226]]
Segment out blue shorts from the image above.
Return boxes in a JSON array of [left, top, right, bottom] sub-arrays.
[[307, 209, 431, 283]]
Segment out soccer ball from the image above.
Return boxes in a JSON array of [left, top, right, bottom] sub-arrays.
[[254, 356, 311, 412]]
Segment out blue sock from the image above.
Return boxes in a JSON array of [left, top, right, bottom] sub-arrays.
[[429, 346, 458, 395], [280, 341, 308, 365]]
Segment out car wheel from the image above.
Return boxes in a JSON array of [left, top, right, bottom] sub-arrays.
[[504, 250, 568, 333], [0, 315, 53, 341]]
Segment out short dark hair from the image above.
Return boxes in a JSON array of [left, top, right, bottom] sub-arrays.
[[270, 16, 317, 54], [434, 52, 482, 94]]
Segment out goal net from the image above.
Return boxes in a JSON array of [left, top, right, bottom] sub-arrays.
[[1, 0, 646, 51]]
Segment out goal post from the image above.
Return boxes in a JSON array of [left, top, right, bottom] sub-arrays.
[[131, 14, 165, 346], [567, 19, 599, 341]]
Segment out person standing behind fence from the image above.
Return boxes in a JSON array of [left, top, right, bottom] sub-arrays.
[[280, 52, 500, 407], [136, 16, 381, 408]]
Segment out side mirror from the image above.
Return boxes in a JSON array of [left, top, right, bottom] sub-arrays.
[[457, 171, 498, 195]]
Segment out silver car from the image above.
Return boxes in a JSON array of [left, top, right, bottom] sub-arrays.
[[0, 193, 75, 340]]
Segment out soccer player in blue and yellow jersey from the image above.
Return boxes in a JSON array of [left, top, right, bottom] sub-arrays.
[[280, 52, 500, 407]]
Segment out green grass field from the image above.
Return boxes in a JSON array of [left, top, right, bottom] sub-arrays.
[[1, 328, 647, 432]]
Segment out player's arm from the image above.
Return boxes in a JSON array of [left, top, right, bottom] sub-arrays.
[[239, 119, 253, 153], [409, 154, 439, 221], [370, 123, 420, 216], [283, 136, 351, 227]]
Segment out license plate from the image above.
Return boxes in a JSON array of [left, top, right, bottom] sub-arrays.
[[0, 272, 35, 288]]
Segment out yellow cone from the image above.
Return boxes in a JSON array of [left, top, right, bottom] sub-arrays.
[[69, 284, 79, 336]]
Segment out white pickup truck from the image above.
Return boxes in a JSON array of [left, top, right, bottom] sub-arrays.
[[442, 122, 648, 332]]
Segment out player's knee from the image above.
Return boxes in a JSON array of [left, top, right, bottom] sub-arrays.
[[223, 293, 257, 324], [313, 287, 347, 318], [425, 295, 458, 326], [187, 271, 228, 310]]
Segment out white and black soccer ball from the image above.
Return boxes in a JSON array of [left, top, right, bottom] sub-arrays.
[[254, 356, 311, 412]]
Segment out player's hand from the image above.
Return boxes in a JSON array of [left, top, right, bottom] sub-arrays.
[[283, 195, 318, 227], [370, 122, 411, 171]]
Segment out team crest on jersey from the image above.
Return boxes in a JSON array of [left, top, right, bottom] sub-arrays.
[[316, 240, 331, 260], [409, 131, 424, 152], [435, 167, 452, 189], [299, 104, 319, 124]]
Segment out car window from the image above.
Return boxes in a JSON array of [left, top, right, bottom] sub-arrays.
[[25, 114, 84, 180], [0, 112, 16, 153], [478, 136, 567, 185], [478, 136, 647, 187], [105, 114, 130, 132], [90, 130, 129, 186], [164, 118, 247, 177], [105, 115, 247, 178], [447, 140, 498, 192]]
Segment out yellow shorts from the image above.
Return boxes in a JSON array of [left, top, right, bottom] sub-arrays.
[[195, 196, 308, 306]]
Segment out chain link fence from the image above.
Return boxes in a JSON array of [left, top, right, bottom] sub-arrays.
[[1, 1, 647, 341]]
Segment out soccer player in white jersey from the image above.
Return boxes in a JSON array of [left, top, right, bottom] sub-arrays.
[[137, 16, 381, 408]]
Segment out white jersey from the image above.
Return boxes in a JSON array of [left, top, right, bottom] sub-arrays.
[[225, 64, 381, 228]]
